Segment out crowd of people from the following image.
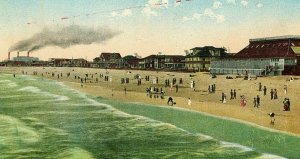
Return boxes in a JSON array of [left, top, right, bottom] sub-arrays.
[[21, 69, 295, 126]]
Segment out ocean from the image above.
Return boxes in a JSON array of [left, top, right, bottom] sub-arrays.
[[0, 73, 290, 158]]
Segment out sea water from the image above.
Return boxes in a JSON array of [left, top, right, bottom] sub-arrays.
[[0, 74, 284, 159]]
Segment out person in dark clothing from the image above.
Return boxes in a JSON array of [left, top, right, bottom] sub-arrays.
[[256, 95, 260, 107], [230, 89, 233, 100], [270, 89, 274, 100], [167, 97, 174, 106], [176, 85, 178, 93], [233, 89, 236, 99], [263, 86, 267, 96], [274, 89, 278, 99], [253, 97, 257, 107], [259, 82, 262, 91], [269, 112, 275, 125]]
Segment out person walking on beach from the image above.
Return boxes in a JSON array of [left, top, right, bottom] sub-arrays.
[[175, 85, 178, 93], [270, 89, 274, 100], [253, 97, 257, 107], [256, 95, 260, 107], [259, 82, 262, 91], [124, 87, 126, 96], [284, 85, 287, 95], [223, 94, 227, 104], [274, 89, 278, 99], [240, 95, 246, 107], [263, 86, 267, 96], [233, 89, 236, 99], [188, 98, 192, 107], [221, 92, 226, 103], [213, 84, 216, 93], [230, 89, 233, 100]]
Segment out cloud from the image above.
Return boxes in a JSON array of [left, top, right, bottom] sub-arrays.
[[111, 11, 118, 17], [256, 3, 263, 8], [215, 14, 225, 23], [227, 0, 236, 5], [213, 1, 223, 9], [193, 13, 202, 19], [204, 8, 214, 17], [162, 0, 169, 7], [183, 8, 225, 23], [110, 9, 132, 18], [240, 0, 248, 6], [122, 9, 132, 17], [142, 4, 158, 16], [182, 16, 191, 21], [148, 0, 160, 6]]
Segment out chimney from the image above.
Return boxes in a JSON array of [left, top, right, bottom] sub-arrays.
[[8, 52, 10, 61], [17, 52, 19, 57], [27, 51, 30, 57]]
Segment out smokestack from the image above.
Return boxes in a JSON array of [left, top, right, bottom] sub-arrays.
[[8, 52, 10, 61], [17, 52, 19, 57], [27, 51, 29, 57]]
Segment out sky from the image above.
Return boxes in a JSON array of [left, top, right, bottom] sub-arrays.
[[1, 0, 300, 61]]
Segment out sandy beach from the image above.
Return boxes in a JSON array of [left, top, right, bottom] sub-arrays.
[[1, 67, 299, 135]]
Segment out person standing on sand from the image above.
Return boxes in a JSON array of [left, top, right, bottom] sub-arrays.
[[223, 94, 226, 104], [221, 92, 225, 103], [270, 89, 274, 100], [253, 97, 257, 107], [188, 98, 192, 107], [274, 89, 278, 99], [284, 85, 287, 95], [240, 96, 246, 107], [259, 82, 262, 91], [233, 89, 236, 99], [256, 95, 260, 107], [176, 85, 178, 93], [124, 87, 126, 96], [230, 89, 233, 100], [263, 86, 267, 96]]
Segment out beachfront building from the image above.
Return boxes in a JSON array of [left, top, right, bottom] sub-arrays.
[[210, 35, 300, 76], [138, 54, 185, 70], [96, 52, 123, 68], [138, 55, 155, 69], [122, 55, 139, 69], [185, 46, 227, 72]]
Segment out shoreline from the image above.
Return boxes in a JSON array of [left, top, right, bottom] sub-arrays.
[[1, 66, 300, 135]]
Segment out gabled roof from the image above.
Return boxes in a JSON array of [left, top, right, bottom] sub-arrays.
[[186, 46, 227, 58], [234, 37, 300, 58], [100, 52, 122, 60]]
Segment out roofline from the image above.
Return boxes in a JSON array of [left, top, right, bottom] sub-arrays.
[[250, 35, 300, 42]]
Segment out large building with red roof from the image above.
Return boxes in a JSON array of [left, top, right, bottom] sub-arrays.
[[210, 36, 300, 76]]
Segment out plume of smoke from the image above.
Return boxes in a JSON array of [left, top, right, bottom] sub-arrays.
[[9, 25, 121, 52]]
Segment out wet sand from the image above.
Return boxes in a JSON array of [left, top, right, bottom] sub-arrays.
[[1, 67, 299, 135]]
